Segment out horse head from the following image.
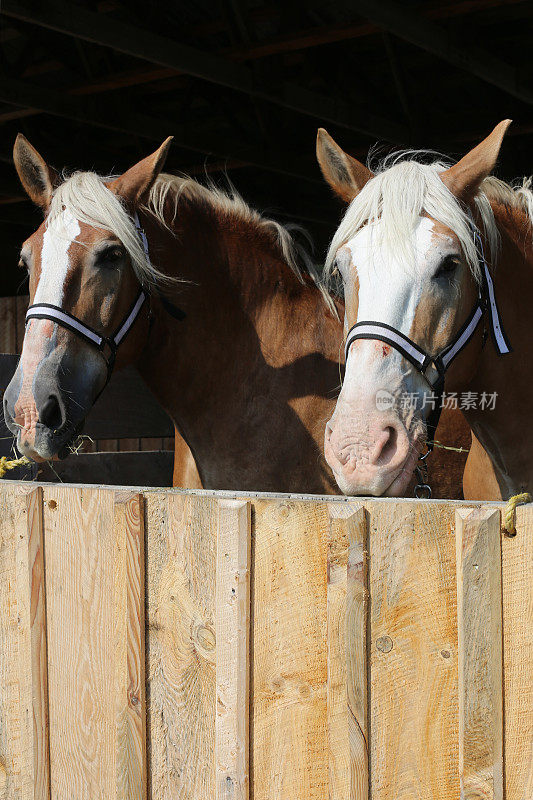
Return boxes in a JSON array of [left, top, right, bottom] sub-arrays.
[[317, 121, 511, 496], [3, 134, 172, 461]]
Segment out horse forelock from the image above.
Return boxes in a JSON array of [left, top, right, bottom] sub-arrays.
[[323, 152, 516, 286], [48, 171, 171, 287]]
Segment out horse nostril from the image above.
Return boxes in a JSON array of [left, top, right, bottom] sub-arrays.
[[39, 396, 63, 430]]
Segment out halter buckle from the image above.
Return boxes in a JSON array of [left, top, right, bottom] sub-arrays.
[[415, 482, 432, 500], [414, 460, 432, 499]]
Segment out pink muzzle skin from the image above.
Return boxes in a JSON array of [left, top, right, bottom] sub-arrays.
[[324, 403, 424, 497]]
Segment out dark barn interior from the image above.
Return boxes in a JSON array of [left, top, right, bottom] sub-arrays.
[[1, 0, 532, 296]]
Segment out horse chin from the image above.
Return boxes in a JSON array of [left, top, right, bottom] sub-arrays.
[[331, 432, 422, 498], [15, 426, 78, 463]]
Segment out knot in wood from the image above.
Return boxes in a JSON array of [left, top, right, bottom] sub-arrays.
[[376, 635, 393, 653], [195, 623, 216, 651]]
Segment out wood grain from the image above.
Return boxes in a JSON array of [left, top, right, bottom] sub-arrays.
[[502, 504, 533, 799], [114, 492, 147, 800], [0, 298, 17, 354], [43, 485, 146, 799], [0, 485, 36, 798], [118, 438, 140, 452], [368, 500, 459, 800], [3, 486, 532, 800], [140, 437, 163, 451], [215, 500, 251, 800], [456, 507, 503, 799], [327, 502, 368, 800], [15, 296, 27, 353], [145, 492, 218, 800], [25, 487, 50, 800], [44, 486, 116, 799], [252, 498, 329, 800]]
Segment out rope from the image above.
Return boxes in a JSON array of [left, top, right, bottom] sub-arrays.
[[427, 439, 470, 454], [503, 492, 533, 536], [0, 455, 32, 478]]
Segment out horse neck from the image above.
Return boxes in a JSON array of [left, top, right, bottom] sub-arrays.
[[138, 196, 343, 493], [464, 201, 533, 495]]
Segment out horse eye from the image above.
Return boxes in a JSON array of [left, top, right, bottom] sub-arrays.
[[435, 254, 460, 279], [98, 246, 124, 265]]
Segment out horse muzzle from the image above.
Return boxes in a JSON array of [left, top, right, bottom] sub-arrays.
[[3, 345, 105, 461], [324, 407, 425, 497]]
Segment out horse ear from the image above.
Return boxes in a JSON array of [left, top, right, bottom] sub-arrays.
[[441, 120, 512, 202], [109, 137, 173, 205], [13, 133, 58, 210], [316, 128, 373, 203]]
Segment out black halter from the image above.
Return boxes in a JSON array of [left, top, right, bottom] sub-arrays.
[[24, 212, 184, 384], [344, 226, 511, 497]]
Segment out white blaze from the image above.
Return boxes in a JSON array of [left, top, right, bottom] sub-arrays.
[[346, 216, 440, 336], [35, 209, 80, 305], [340, 216, 456, 409]]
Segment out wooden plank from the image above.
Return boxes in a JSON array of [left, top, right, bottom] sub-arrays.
[[114, 491, 147, 800], [145, 492, 218, 800], [252, 498, 329, 800], [0, 355, 20, 428], [215, 500, 251, 800], [0, 298, 17, 354], [502, 503, 533, 799], [118, 439, 139, 452], [456, 507, 503, 799], [15, 296, 27, 353], [35, 450, 174, 487], [43, 485, 146, 799], [327, 503, 368, 800], [44, 486, 116, 799], [368, 500, 459, 800], [98, 439, 119, 452], [139, 438, 161, 451], [25, 487, 50, 800], [0, 484, 36, 798]]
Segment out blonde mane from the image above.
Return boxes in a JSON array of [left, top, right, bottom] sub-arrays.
[[48, 170, 329, 305], [144, 173, 334, 308], [324, 150, 533, 284]]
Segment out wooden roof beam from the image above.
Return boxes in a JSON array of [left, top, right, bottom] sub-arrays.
[[228, 0, 527, 60], [0, 76, 323, 183], [348, 0, 533, 104], [0, 0, 408, 143]]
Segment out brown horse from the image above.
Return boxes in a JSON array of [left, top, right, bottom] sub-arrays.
[[4, 134, 469, 495], [316, 120, 531, 500]]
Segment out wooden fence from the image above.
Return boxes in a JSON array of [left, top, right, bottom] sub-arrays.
[[0, 482, 531, 799]]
